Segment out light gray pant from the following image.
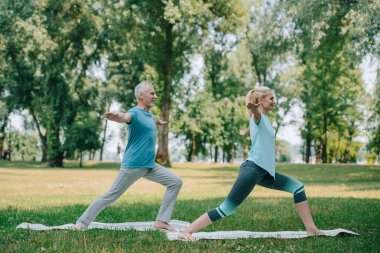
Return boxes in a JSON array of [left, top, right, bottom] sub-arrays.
[[76, 163, 183, 228]]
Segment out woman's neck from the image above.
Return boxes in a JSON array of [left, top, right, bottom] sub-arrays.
[[259, 107, 269, 116]]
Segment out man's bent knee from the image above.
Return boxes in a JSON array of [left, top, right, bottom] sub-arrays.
[[174, 177, 183, 189], [167, 176, 182, 190]]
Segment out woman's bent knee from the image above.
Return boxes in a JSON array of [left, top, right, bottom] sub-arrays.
[[294, 189, 307, 203]]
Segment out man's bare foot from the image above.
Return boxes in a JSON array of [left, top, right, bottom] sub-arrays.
[[307, 227, 325, 236], [70, 224, 85, 231], [178, 231, 196, 241], [153, 220, 177, 232]]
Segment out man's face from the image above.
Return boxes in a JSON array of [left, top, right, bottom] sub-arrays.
[[140, 85, 157, 107]]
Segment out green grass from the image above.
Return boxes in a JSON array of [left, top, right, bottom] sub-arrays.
[[0, 161, 379, 252]]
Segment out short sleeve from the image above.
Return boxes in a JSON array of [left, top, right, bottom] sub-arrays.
[[127, 109, 136, 125]]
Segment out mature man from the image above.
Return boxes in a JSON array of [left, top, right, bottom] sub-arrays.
[[72, 82, 183, 231]]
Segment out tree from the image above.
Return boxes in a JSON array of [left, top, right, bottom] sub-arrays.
[[290, 0, 369, 163], [202, 26, 248, 162], [1, 1, 105, 166], [122, 0, 247, 166], [63, 117, 101, 167], [173, 91, 223, 162], [0, 0, 40, 159], [367, 68, 380, 162], [218, 97, 248, 163], [0, 102, 8, 156], [4, 129, 40, 161], [245, 0, 300, 137]]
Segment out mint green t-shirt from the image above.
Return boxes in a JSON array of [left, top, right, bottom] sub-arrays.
[[121, 107, 156, 169], [247, 114, 276, 178]]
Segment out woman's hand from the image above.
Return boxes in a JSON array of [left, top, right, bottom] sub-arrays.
[[239, 128, 250, 136], [246, 101, 261, 110], [178, 231, 196, 241]]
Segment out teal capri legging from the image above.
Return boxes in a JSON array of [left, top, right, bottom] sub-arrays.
[[208, 160, 307, 222]]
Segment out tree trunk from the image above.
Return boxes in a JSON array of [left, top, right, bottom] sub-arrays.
[[305, 136, 311, 164], [79, 151, 83, 168], [343, 127, 354, 163], [0, 121, 6, 157], [222, 145, 226, 163], [0, 135, 4, 158], [243, 142, 248, 161], [322, 109, 328, 163], [305, 122, 312, 163], [156, 23, 173, 166], [29, 107, 47, 162], [186, 140, 192, 162], [334, 134, 341, 163], [47, 122, 63, 167], [315, 143, 322, 164], [157, 115, 170, 166], [40, 135, 47, 162], [230, 144, 234, 164], [226, 144, 232, 163], [214, 146, 219, 163], [6, 135, 12, 161], [99, 118, 108, 161], [230, 108, 235, 163], [191, 134, 196, 162], [99, 102, 111, 161]]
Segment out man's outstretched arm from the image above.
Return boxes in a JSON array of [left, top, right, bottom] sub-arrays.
[[104, 112, 132, 124]]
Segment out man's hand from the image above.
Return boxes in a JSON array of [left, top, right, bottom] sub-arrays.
[[104, 112, 131, 123], [155, 118, 167, 126]]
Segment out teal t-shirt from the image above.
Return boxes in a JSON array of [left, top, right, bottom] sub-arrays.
[[247, 114, 276, 178], [121, 107, 156, 169]]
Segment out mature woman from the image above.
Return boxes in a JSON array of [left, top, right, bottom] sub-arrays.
[[180, 87, 323, 240]]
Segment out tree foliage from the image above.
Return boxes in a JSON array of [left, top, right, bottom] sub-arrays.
[[0, 0, 376, 165], [288, 0, 372, 163], [63, 115, 101, 167], [367, 68, 380, 161]]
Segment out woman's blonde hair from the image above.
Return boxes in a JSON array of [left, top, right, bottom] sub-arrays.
[[245, 86, 272, 117]]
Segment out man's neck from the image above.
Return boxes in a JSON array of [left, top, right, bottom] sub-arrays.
[[136, 102, 150, 111]]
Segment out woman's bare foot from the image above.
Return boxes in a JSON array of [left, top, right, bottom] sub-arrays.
[[178, 231, 196, 241], [307, 227, 325, 236], [153, 220, 177, 232]]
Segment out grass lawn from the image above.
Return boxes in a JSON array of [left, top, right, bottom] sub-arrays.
[[0, 161, 379, 252]]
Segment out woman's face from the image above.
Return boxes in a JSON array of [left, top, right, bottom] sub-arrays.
[[261, 91, 276, 111]]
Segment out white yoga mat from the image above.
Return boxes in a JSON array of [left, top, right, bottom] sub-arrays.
[[166, 228, 359, 240], [16, 220, 359, 240], [16, 220, 189, 232]]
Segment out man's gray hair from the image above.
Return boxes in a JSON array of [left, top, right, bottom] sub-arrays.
[[134, 82, 153, 100]]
